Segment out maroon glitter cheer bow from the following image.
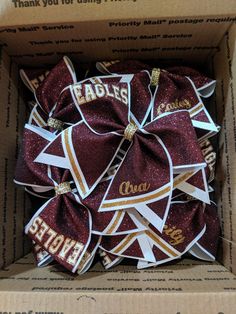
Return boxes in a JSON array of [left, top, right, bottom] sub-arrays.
[[15, 124, 145, 271], [97, 61, 218, 199], [15, 65, 121, 188], [25, 165, 92, 273], [97, 60, 218, 134], [36, 77, 208, 232], [14, 57, 79, 187], [15, 123, 144, 238]]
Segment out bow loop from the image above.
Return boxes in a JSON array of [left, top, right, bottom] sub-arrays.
[[35, 56, 77, 113], [70, 79, 133, 134], [144, 111, 206, 168]]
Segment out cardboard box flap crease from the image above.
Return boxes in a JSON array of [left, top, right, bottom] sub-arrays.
[[0, 1, 236, 312]]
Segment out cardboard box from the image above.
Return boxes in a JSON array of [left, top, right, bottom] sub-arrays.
[[0, 1, 236, 312]]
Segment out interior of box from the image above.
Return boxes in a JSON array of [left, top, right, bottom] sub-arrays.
[[0, 17, 236, 297]]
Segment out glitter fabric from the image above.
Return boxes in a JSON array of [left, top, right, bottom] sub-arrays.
[[15, 57, 79, 187], [27, 57, 80, 130], [96, 59, 216, 96], [38, 80, 207, 231], [15, 126, 54, 187], [190, 202, 220, 259], [100, 200, 219, 265], [20, 67, 50, 93], [96, 60, 218, 134], [25, 165, 92, 273], [15, 57, 220, 273]]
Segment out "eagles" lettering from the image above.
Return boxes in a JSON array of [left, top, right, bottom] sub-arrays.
[[30, 71, 49, 90], [74, 84, 128, 106], [199, 139, 216, 175], [28, 216, 84, 267]]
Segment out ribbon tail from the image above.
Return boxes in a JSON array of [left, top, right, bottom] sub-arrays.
[[99, 134, 173, 234], [135, 202, 170, 232], [99, 249, 123, 270], [189, 243, 216, 261], [28, 105, 47, 127], [78, 235, 102, 274], [197, 80, 216, 98], [187, 78, 218, 132], [174, 169, 210, 204], [100, 233, 153, 262], [136, 233, 156, 263]]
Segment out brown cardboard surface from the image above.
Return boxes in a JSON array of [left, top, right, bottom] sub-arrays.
[[0, 49, 31, 269], [1, 291, 236, 314], [0, 18, 234, 65], [0, 1, 236, 312], [0, 253, 236, 313], [214, 23, 236, 274], [0, 0, 235, 27], [1, 253, 236, 293]]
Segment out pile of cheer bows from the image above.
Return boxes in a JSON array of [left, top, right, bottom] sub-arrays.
[[15, 57, 221, 274]]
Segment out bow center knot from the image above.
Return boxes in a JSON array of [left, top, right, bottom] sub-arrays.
[[47, 117, 64, 131], [150, 68, 161, 87], [55, 182, 72, 195], [124, 123, 138, 141]]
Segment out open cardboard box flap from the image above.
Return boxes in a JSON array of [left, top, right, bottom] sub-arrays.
[[0, 0, 235, 26], [0, 1, 236, 312], [0, 1, 235, 64]]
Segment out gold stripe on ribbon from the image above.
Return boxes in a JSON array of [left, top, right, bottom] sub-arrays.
[[64, 129, 86, 195], [101, 185, 171, 209], [146, 230, 178, 257], [113, 233, 138, 254], [106, 211, 123, 234], [33, 112, 45, 127], [189, 103, 204, 117], [102, 170, 196, 209], [173, 171, 194, 187]]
